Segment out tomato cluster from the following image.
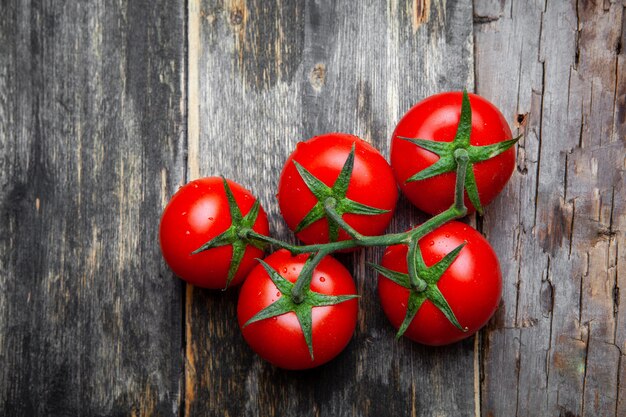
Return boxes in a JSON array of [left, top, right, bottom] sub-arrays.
[[159, 91, 517, 370]]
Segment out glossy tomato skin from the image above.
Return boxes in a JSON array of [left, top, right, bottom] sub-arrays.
[[159, 177, 269, 289], [278, 133, 398, 245], [238, 249, 358, 370], [377, 221, 501, 345], [391, 92, 514, 214]]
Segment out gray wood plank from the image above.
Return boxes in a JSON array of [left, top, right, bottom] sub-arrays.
[[187, 0, 477, 416], [475, 0, 625, 416], [0, 1, 185, 415]]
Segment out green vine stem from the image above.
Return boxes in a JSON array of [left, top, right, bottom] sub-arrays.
[[238, 149, 471, 304]]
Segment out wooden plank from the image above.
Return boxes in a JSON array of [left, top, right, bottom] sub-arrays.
[[475, 0, 625, 416], [187, 0, 477, 416], [0, 1, 185, 415]]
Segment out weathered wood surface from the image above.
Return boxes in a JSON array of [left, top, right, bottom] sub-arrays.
[[475, 0, 625, 416], [0, 0, 185, 415], [1, 0, 624, 416], [187, 0, 476, 416]]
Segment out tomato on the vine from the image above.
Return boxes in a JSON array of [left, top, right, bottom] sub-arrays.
[[159, 177, 269, 289], [376, 221, 501, 345], [237, 249, 358, 370], [390, 92, 515, 215], [278, 133, 397, 245]]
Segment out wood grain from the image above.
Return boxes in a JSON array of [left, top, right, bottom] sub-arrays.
[[474, 0, 625, 416], [187, 0, 476, 416], [0, 1, 185, 415], [1, 0, 624, 415]]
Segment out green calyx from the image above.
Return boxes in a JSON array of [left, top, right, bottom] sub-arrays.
[[293, 143, 389, 242], [243, 254, 358, 360], [399, 89, 520, 214], [191, 177, 265, 289], [369, 238, 468, 339]]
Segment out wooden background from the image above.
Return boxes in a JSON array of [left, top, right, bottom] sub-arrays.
[[1, 0, 624, 416]]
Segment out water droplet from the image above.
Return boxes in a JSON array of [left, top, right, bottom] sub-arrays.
[[185, 231, 190, 236], [319, 277, 326, 282], [445, 234, 450, 238], [276, 292, 281, 297], [463, 227, 467, 231], [193, 183, 198, 189], [272, 317, 277, 321], [257, 291, 262, 296], [181, 211, 187, 216], [400, 303, 406, 308], [429, 240, 435, 246]]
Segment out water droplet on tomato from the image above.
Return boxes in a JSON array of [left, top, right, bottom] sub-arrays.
[[429, 240, 434, 246], [445, 234, 450, 238], [282, 267, 288, 273], [463, 227, 467, 231], [320, 277, 326, 282], [185, 231, 190, 236], [181, 211, 187, 216], [276, 292, 281, 297], [400, 303, 406, 308], [193, 183, 198, 188], [272, 317, 277, 321]]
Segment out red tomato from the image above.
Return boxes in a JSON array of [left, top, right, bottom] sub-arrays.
[[377, 221, 501, 345], [159, 177, 269, 289], [390, 92, 514, 214], [238, 249, 358, 370], [278, 133, 397, 245]]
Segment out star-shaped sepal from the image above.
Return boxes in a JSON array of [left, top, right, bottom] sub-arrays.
[[242, 254, 358, 360], [192, 177, 266, 289], [398, 90, 521, 214], [369, 239, 468, 338], [293, 144, 390, 242]]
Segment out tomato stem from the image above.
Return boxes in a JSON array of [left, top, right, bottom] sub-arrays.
[[323, 197, 365, 241], [243, 150, 471, 258], [290, 250, 329, 304]]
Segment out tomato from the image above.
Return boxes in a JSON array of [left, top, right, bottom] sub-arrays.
[[159, 177, 269, 289], [376, 221, 501, 345], [390, 92, 515, 215], [237, 249, 358, 370], [278, 133, 397, 245]]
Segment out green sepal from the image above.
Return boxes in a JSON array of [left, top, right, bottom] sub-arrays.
[[243, 257, 358, 361], [405, 156, 456, 183], [191, 178, 266, 289], [453, 89, 472, 148], [468, 136, 521, 163], [367, 263, 410, 287], [396, 292, 426, 339], [292, 144, 388, 242], [368, 240, 468, 338]]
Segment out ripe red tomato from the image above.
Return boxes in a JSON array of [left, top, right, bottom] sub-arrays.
[[278, 133, 397, 245], [390, 92, 514, 215], [377, 221, 501, 345], [237, 249, 358, 370], [159, 177, 269, 289]]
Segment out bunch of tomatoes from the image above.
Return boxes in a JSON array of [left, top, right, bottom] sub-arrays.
[[159, 91, 518, 370]]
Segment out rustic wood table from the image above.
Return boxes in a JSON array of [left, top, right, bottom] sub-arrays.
[[2, 0, 624, 416]]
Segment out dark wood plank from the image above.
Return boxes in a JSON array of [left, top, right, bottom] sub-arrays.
[[475, 0, 625, 416], [0, 1, 185, 415], [187, 0, 477, 416]]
